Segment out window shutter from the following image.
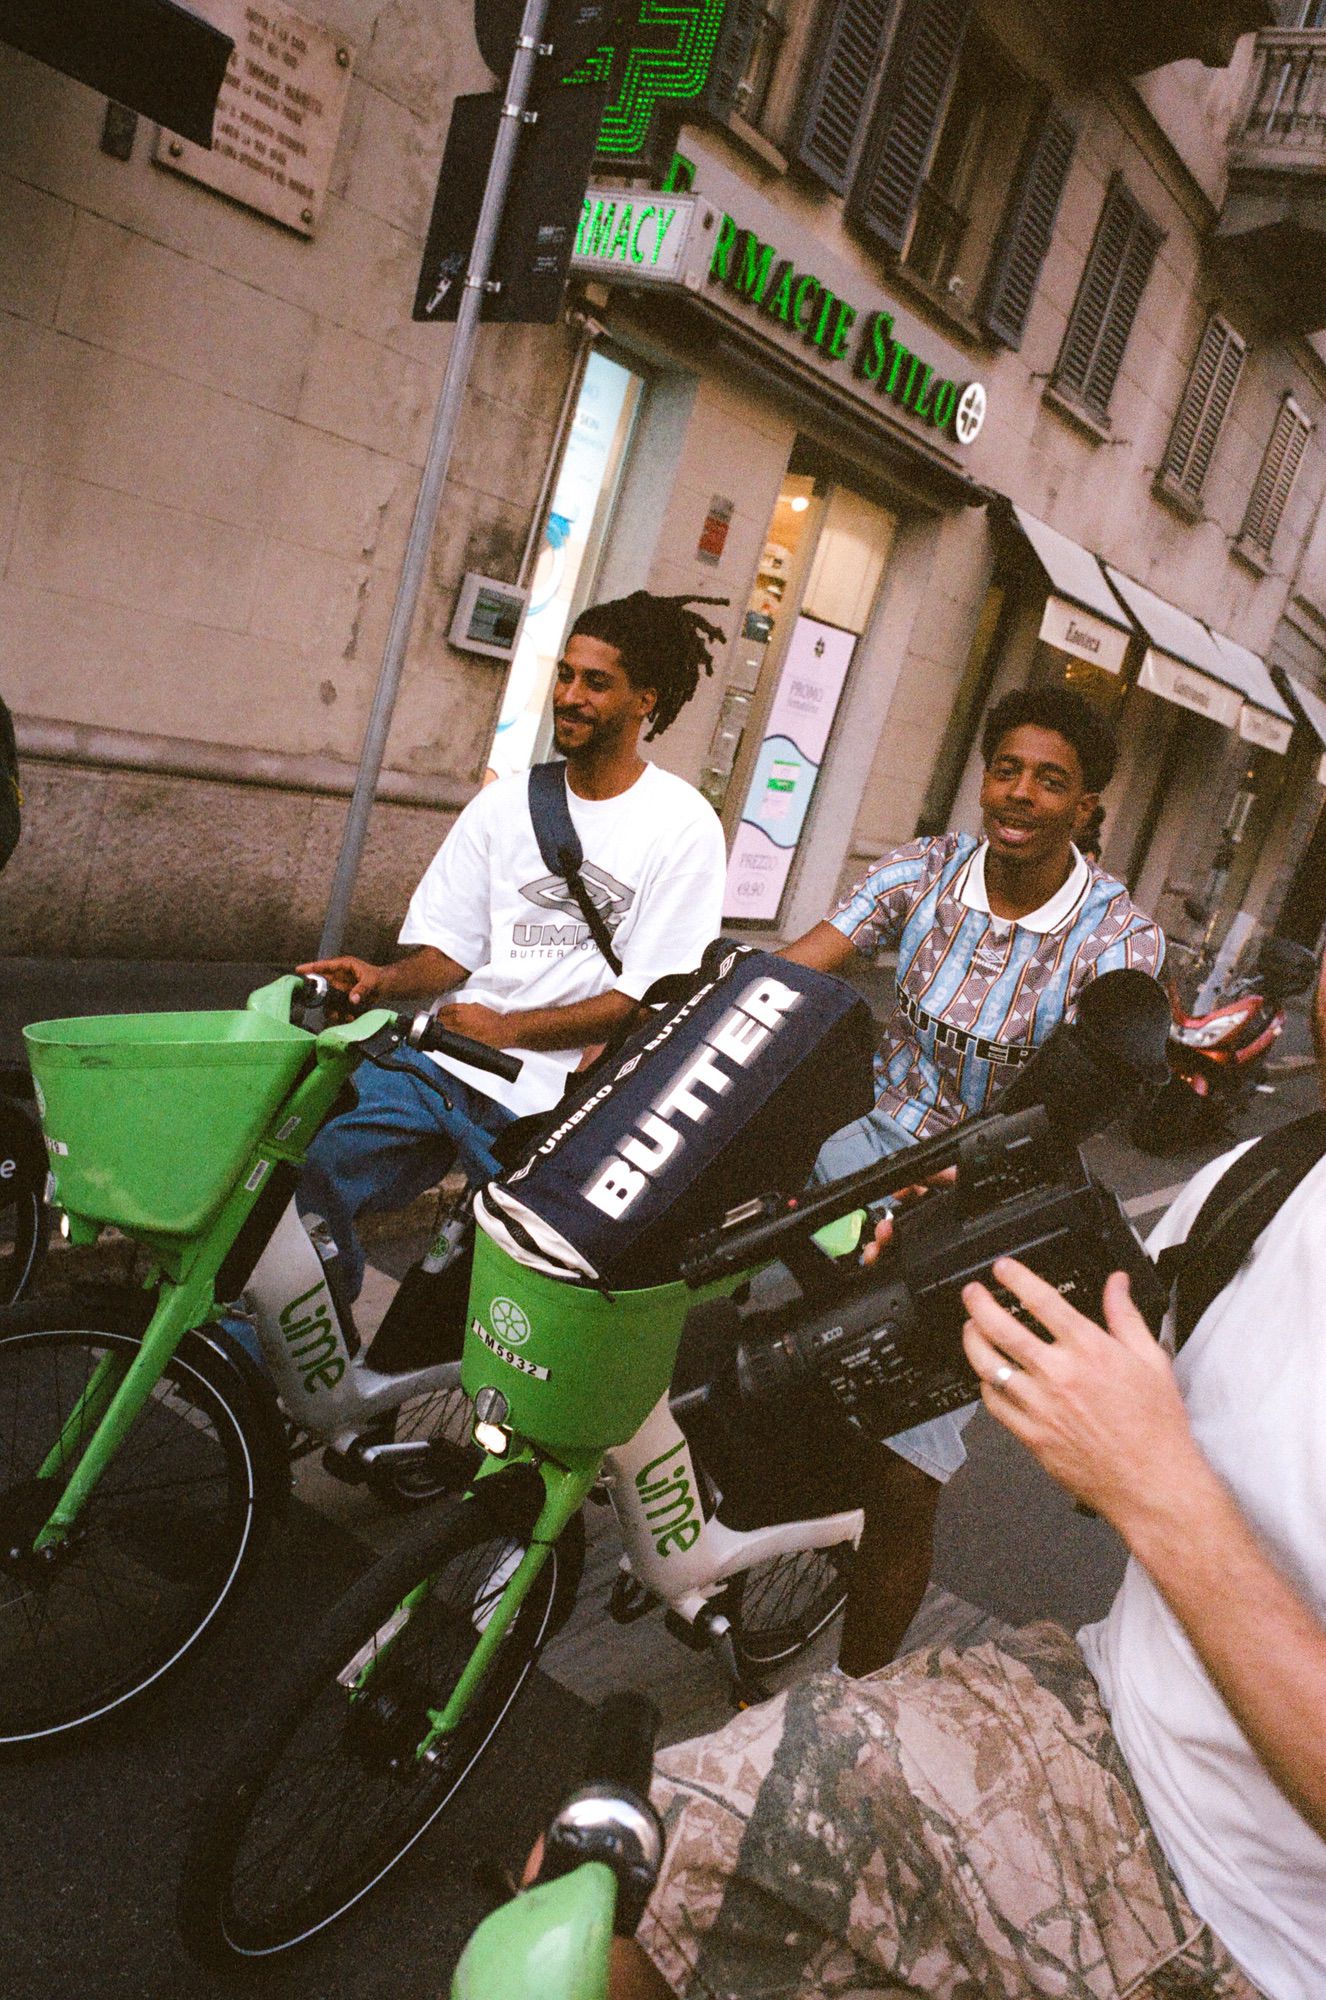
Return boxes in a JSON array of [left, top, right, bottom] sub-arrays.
[[849, 0, 973, 256], [702, 0, 766, 118], [794, 0, 896, 194], [1160, 317, 1246, 503], [1241, 396, 1312, 557], [981, 106, 1075, 350], [1054, 178, 1161, 422]]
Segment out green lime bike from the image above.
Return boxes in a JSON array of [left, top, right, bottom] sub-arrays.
[[1, 975, 520, 1747]]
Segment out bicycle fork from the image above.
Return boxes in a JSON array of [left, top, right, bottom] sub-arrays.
[[339, 1448, 599, 1763], [32, 1267, 222, 1552]]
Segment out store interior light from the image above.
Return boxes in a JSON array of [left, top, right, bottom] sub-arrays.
[[789, 495, 810, 513]]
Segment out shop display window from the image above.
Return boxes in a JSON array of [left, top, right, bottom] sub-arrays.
[[486, 350, 645, 779]]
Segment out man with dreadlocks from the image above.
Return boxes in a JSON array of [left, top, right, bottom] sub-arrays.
[[296, 590, 728, 1306]]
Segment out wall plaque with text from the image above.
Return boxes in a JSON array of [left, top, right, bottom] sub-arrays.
[[155, 0, 354, 237]]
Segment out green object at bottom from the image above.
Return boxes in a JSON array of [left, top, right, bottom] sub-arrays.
[[24, 1004, 313, 1236], [451, 1864, 616, 2000], [463, 1228, 725, 1453]]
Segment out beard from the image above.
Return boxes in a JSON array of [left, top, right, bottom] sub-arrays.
[[553, 709, 619, 756]]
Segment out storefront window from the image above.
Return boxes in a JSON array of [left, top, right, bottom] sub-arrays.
[[486, 350, 644, 779], [1030, 639, 1127, 716], [722, 459, 895, 926]]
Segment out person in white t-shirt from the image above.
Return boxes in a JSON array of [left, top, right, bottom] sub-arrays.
[[297, 592, 728, 1303], [608, 953, 1326, 2000]]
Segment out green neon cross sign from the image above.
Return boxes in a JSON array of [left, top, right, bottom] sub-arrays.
[[566, 0, 728, 157]]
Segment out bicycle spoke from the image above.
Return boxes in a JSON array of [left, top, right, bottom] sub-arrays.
[[0, 1320, 262, 1741]]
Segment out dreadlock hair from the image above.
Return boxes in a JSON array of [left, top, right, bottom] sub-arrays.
[[569, 591, 728, 740]]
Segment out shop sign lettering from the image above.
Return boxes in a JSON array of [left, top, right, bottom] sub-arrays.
[[708, 213, 987, 447], [574, 196, 685, 274]]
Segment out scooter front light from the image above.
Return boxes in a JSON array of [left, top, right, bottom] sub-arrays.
[[473, 1386, 512, 1456]]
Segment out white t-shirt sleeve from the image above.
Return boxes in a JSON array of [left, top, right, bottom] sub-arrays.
[[613, 802, 726, 1002], [397, 792, 494, 972]]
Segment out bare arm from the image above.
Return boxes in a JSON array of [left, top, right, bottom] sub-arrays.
[[780, 920, 858, 975], [296, 945, 468, 1011], [962, 1260, 1326, 1842], [436, 988, 643, 1053]]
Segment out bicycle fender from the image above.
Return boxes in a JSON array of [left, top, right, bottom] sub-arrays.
[[464, 1460, 548, 1541], [451, 1861, 616, 2000]]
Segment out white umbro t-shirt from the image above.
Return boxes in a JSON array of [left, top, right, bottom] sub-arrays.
[[399, 762, 726, 1116]]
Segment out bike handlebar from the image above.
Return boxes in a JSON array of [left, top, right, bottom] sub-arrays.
[[293, 975, 522, 1085], [532, 1693, 664, 1936], [579, 1692, 660, 1805], [405, 1014, 522, 1084]]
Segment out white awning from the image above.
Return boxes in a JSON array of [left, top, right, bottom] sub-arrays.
[[1105, 566, 1293, 751], [1104, 567, 1230, 678], [1207, 630, 1294, 753], [1135, 647, 1242, 727], [1010, 507, 1133, 626], [1274, 666, 1326, 785]]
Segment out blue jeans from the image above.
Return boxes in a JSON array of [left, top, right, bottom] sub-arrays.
[[297, 1049, 513, 1302], [810, 1104, 977, 1482]]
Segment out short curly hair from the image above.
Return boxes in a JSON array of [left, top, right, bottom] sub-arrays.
[[980, 685, 1118, 793], [569, 592, 728, 739]]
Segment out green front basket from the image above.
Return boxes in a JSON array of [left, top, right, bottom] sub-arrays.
[[25, 1009, 314, 1238], [463, 1226, 712, 1454]]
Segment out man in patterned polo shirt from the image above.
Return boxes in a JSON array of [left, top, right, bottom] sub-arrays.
[[782, 684, 1164, 1673]]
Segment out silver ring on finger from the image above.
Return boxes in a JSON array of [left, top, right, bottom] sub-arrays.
[[993, 1362, 1015, 1388]]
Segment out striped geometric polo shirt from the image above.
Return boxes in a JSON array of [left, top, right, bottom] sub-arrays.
[[830, 832, 1165, 1139]]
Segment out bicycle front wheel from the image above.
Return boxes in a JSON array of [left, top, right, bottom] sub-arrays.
[[180, 1491, 584, 1963], [729, 1542, 855, 1672], [0, 1294, 273, 1746]]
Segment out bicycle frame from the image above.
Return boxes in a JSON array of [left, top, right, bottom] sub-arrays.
[[28, 981, 453, 1551], [601, 1394, 861, 1622], [351, 1304, 862, 1761], [239, 1194, 470, 1445]]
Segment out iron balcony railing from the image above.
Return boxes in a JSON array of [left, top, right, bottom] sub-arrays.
[[1235, 29, 1326, 171]]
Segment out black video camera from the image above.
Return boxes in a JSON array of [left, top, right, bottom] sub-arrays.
[[670, 970, 1173, 1485]]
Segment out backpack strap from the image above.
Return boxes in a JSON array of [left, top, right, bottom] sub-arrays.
[[527, 760, 622, 977], [1156, 1107, 1326, 1352]]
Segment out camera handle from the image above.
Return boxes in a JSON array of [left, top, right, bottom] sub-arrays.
[[681, 1106, 1056, 1288]]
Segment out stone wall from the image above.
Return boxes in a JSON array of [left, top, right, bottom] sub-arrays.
[[0, 1, 575, 957]]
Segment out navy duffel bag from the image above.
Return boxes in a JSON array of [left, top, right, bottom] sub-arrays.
[[476, 942, 876, 1289]]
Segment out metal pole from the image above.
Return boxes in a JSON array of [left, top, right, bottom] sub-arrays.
[[318, 0, 552, 956]]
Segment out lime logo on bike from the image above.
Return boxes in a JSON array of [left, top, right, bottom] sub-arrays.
[[471, 1318, 551, 1381], [279, 1279, 346, 1392], [489, 1296, 531, 1347], [634, 1439, 701, 1555]]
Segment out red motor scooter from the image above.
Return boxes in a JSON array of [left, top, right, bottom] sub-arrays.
[[1133, 934, 1318, 1154]]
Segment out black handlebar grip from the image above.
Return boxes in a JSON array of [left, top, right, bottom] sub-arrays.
[[582, 1693, 660, 1803], [410, 1015, 523, 1084]]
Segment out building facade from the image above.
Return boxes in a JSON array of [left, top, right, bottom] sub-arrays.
[[3, 0, 1326, 968]]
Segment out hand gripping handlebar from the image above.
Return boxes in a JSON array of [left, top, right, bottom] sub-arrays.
[[293, 973, 522, 1085]]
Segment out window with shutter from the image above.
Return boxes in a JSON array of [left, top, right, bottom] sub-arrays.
[[703, 0, 784, 128], [794, 0, 896, 195], [849, 0, 973, 256], [981, 107, 1075, 350], [1240, 396, 1312, 559], [1158, 317, 1246, 508], [1052, 178, 1162, 423]]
